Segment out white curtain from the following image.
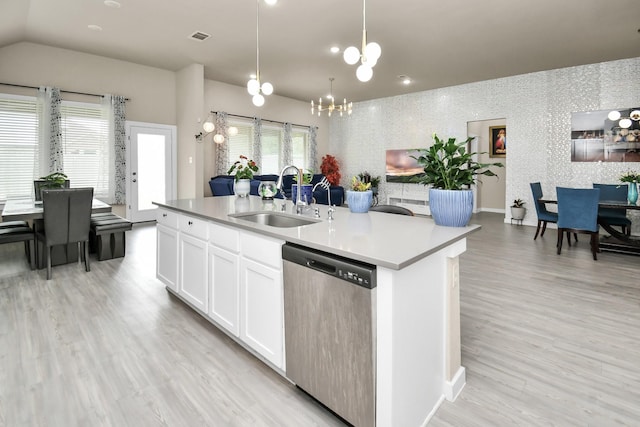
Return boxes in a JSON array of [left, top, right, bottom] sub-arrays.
[[102, 94, 127, 204]]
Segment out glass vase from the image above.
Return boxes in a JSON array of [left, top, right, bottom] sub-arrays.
[[627, 182, 638, 205]]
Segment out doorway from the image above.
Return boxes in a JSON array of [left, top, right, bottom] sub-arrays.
[[467, 119, 507, 214], [125, 122, 176, 223]]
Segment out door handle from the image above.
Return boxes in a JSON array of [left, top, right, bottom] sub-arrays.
[[132, 179, 137, 183]]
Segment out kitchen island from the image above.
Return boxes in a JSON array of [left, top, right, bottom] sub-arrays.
[[154, 196, 479, 427]]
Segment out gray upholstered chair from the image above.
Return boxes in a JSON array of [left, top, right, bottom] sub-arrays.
[[0, 221, 35, 270], [36, 187, 94, 279]]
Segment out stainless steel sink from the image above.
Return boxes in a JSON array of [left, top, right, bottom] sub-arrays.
[[230, 212, 320, 228]]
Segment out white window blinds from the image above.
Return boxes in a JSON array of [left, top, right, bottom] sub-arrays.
[[0, 95, 39, 200], [60, 101, 110, 199]]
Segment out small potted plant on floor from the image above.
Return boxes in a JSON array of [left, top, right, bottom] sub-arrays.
[[358, 171, 381, 195], [510, 198, 526, 220], [346, 176, 373, 213], [412, 133, 503, 227]]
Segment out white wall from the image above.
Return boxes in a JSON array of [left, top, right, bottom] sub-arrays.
[[330, 57, 640, 225]]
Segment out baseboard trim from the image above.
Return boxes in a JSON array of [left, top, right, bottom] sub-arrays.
[[444, 366, 466, 401]]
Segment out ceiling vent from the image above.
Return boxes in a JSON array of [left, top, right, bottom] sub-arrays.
[[189, 31, 211, 42]]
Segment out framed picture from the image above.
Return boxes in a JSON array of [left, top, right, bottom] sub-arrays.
[[489, 126, 507, 158]]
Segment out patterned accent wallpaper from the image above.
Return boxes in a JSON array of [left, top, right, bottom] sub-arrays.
[[328, 57, 640, 226]]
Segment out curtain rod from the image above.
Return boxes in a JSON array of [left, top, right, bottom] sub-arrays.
[[211, 111, 316, 129], [0, 82, 130, 101]]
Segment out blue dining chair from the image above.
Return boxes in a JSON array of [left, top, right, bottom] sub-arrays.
[[530, 182, 559, 240], [593, 183, 631, 236], [556, 187, 600, 260]]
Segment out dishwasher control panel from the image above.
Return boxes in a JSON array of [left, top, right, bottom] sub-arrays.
[[283, 243, 376, 289]]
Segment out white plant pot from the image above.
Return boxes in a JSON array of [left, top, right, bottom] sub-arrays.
[[510, 207, 526, 220]]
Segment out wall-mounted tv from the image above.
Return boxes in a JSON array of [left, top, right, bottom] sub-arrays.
[[385, 149, 424, 183]]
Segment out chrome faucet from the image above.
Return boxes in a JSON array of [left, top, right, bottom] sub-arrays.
[[313, 177, 334, 220], [276, 165, 309, 214]]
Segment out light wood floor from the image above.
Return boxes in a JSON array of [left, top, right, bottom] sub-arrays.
[[0, 213, 639, 426]]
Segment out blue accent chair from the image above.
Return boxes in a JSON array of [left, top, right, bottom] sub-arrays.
[[556, 187, 600, 260], [530, 182, 559, 240], [593, 183, 631, 236]]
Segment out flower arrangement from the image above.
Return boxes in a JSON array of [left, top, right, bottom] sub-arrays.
[[227, 155, 258, 181], [619, 171, 640, 183], [350, 176, 372, 192], [511, 198, 525, 208], [320, 154, 341, 186]]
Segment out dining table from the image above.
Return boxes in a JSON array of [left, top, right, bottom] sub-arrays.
[[1, 198, 112, 268], [538, 198, 640, 255]]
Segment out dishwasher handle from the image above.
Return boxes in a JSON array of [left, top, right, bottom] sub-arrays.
[[306, 259, 337, 275]]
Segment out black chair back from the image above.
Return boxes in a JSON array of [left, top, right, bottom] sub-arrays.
[[40, 187, 93, 279], [369, 205, 415, 216]]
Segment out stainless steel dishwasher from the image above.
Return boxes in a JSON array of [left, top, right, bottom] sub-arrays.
[[282, 243, 376, 427]]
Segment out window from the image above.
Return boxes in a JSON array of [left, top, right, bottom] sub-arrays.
[[0, 93, 112, 202], [226, 120, 312, 175], [0, 95, 39, 200], [60, 101, 110, 199]]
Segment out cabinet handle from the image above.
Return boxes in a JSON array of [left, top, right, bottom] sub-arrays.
[[188, 221, 193, 225]]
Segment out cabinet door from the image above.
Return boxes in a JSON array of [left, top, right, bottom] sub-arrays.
[[156, 224, 178, 291], [179, 233, 208, 313], [208, 245, 240, 336], [240, 257, 284, 369]]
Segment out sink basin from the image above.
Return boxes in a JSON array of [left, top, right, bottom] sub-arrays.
[[230, 212, 320, 228]]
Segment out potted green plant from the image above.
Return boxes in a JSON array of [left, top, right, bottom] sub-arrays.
[[346, 176, 373, 213], [412, 134, 503, 226], [227, 155, 258, 197], [358, 171, 381, 195], [35, 172, 69, 201], [510, 198, 526, 220], [619, 170, 640, 204]]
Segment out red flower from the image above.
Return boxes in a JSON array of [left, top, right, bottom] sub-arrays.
[[320, 154, 341, 186]]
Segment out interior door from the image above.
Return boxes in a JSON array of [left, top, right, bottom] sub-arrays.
[[126, 122, 176, 223]]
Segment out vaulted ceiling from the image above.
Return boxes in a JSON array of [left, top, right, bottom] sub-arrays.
[[1, 0, 639, 103]]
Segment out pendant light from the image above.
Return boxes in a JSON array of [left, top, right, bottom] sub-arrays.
[[343, 0, 381, 82], [246, 0, 274, 106]]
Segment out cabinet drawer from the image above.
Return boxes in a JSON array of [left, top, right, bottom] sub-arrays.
[[157, 209, 178, 229], [240, 231, 284, 269], [209, 222, 240, 253], [179, 215, 209, 239]]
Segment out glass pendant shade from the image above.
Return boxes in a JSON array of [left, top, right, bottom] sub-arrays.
[[252, 94, 265, 107], [203, 121, 215, 133], [343, 46, 360, 65], [213, 134, 225, 144], [228, 126, 239, 136], [364, 42, 381, 63], [356, 64, 373, 82], [261, 82, 273, 95], [247, 79, 260, 95], [619, 118, 632, 129], [608, 110, 621, 121]]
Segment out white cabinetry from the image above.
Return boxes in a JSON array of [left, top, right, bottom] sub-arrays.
[[156, 209, 179, 291], [208, 222, 240, 336], [178, 215, 208, 313], [239, 231, 285, 369]]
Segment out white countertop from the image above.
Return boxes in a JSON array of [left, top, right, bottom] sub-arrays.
[[154, 196, 480, 270]]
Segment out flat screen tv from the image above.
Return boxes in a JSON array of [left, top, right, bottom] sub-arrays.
[[385, 149, 424, 183]]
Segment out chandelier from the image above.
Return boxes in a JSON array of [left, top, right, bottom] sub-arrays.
[[246, 0, 274, 107], [343, 0, 381, 82], [195, 112, 238, 143], [608, 109, 640, 129], [311, 78, 352, 117]]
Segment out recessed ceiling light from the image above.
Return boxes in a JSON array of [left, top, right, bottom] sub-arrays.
[[249, 73, 257, 79], [398, 75, 411, 85], [264, 0, 277, 5], [330, 46, 340, 54], [88, 24, 103, 31], [104, 0, 121, 8]]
